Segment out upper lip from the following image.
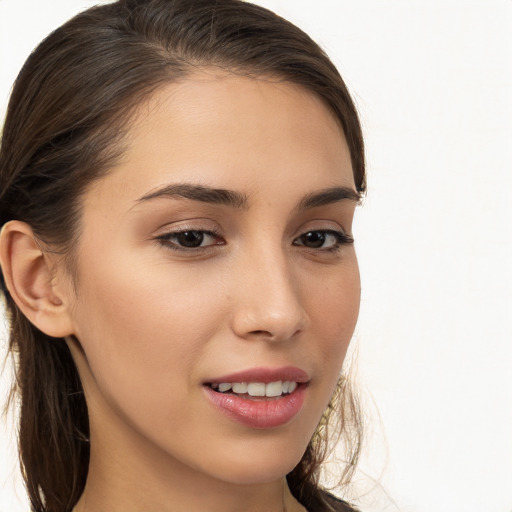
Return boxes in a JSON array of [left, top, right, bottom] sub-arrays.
[[205, 366, 310, 385]]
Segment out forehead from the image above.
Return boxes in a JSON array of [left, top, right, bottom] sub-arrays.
[[84, 71, 354, 209], [133, 70, 345, 144]]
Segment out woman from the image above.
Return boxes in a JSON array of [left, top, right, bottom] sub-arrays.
[[0, 1, 365, 511]]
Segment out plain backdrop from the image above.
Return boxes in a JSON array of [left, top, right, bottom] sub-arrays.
[[1, 1, 511, 511]]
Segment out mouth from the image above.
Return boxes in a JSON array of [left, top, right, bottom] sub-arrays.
[[203, 367, 309, 428], [206, 380, 299, 399]]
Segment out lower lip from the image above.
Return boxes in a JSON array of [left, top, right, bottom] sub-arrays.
[[203, 385, 307, 429]]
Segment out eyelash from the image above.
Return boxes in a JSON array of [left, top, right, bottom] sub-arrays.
[[156, 229, 224, 252], [156, 228, 353, 253], [292, 229, 354, 252]]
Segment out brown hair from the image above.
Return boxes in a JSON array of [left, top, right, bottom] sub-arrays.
[[0, 1, 365, 511]]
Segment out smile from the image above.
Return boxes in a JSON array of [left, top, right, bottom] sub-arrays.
[[203, 367, 309, 428], [208, 381, 298, 398]]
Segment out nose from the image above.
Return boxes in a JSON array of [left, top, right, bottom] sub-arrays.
[[230, 246, 310, 342]]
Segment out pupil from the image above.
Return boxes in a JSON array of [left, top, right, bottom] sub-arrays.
[[303, 231, 325, 248], [177, 231, 204, 247]]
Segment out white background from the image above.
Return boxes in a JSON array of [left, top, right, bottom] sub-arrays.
[[1, 1, 511, 511]]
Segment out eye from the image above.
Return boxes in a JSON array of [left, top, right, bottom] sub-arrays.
[[293, 229, 353, 250], [156, 230, 224, 251]]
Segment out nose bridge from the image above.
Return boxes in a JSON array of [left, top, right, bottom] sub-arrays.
[[230, 238, 309, 341]]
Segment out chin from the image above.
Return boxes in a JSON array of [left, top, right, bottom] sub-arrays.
[[196, 434, 310, 486], [211, 461, 299, 486]]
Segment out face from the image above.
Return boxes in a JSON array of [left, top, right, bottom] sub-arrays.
[[62, 71, 360, 487]]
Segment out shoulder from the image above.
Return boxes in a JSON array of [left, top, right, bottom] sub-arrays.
[[306, 489, 360, 512]]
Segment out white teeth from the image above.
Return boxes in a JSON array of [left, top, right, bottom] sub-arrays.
[[213, 380, 299, 396], [265, 381, 283, 397], [232, 382, 248, 394], [247, 382, 266, 396]]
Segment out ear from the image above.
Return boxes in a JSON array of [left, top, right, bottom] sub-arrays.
[[0, 220, 75, 337]]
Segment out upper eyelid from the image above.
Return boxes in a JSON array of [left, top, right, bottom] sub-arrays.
[[293, 222, 352, 238], [153, 219, 222, 235], [150, 211, 351, 230], [154, 223, 351, 237], [155, 225, 349, 235]]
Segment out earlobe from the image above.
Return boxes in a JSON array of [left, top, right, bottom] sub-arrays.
[[0, 220, 75, 338]]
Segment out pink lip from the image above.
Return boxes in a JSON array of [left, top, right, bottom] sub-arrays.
[[203, 366, 309, 429], [206, 366, 310, 385]]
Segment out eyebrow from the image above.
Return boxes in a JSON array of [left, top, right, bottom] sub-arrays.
[[296, 186, 360, 210], [136, 183, 359, 210], [137, 183, 248, 209]]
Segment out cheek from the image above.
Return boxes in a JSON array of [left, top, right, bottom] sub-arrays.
[[310, 258, 360, 341], [305, 258, 360, 388], [69, 252, 226, 412]]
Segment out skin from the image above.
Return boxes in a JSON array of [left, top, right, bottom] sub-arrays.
[[1, 71, 360, 512]]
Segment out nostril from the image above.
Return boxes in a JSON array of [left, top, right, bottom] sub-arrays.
[[246, 328, 303, 341], [249, 329, 273, 337]]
